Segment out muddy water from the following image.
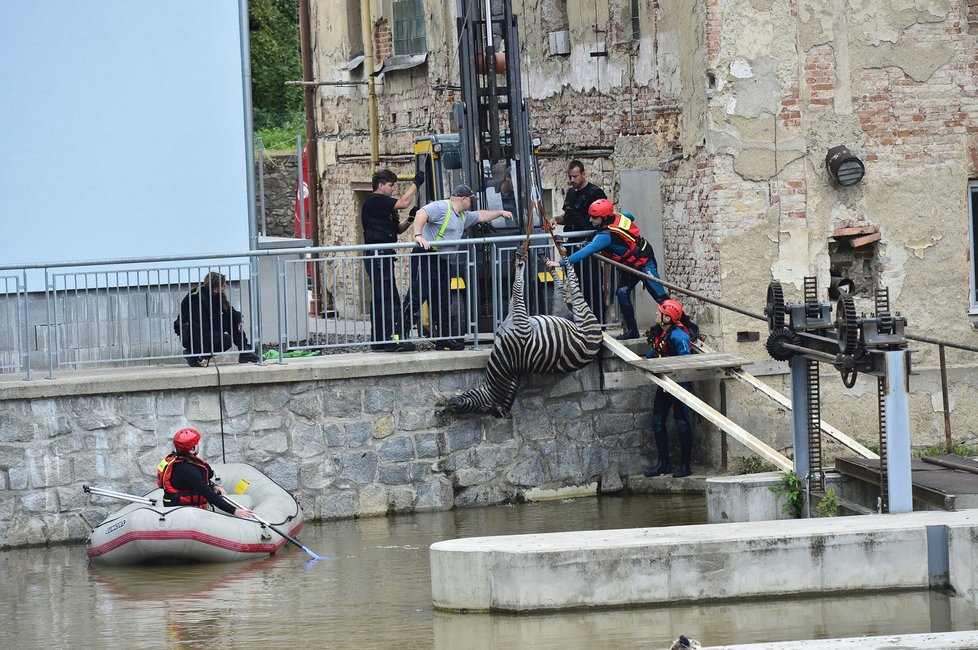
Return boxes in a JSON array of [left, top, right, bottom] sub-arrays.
[[4, 494, 978, 649]]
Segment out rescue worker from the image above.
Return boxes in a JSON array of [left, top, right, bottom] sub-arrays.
[[547, 198, 667, 339], [644, 300, 694, 478], [157, 428, 254, 518]]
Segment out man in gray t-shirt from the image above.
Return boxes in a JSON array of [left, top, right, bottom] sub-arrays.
[[409, 184, 513, 350]]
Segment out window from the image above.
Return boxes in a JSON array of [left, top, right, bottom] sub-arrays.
[[393, 0, 426, 55], [969, 181, 978, 311], [346, 0, 363, 59], [630, 0, 642, 40]]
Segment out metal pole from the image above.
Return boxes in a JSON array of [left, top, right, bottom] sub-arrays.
[[361, 0, 379, 172], [939, 344, 952, 453], [595, 254, 766, 321], [790, 355, 809, 480], [45, 269, 55, 379], [297, 136, 306, 240], [257, 136, 267, 236], [884, 350, 914, 513], [237, 0, 258, 253], [21, 270, 31, 381]]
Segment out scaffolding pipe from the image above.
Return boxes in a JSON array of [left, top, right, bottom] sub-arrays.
[[361, 0, 380, 172]]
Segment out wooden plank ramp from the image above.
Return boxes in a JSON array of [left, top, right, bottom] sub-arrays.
[[693, 341, 879, 460], [602, 335, 792, 472]]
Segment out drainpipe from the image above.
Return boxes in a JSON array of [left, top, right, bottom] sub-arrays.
[[361, 1, 380, 172], [298, 0, 319, 248], [298, 0, 323, 314]]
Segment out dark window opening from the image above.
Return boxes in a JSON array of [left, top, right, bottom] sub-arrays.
[[829, 224, 881, 300], [630, 0, 641, 40], [393, 0, 426, 56]]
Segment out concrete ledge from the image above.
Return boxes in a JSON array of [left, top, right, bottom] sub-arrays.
[[702, 631, 978, 649], [0, 349, 491, 400], [429, 509, 978, 612]]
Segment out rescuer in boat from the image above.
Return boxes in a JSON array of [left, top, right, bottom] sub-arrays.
[[157, 428, 254, 518], [546, 198, 668, 340]]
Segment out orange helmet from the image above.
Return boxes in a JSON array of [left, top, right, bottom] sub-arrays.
[[588, 199, 615, 218], [173, 428, 201, 454], [658, 299, 683, 322]]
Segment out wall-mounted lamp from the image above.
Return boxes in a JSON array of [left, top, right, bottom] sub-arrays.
[[825, 145, 865, 186]]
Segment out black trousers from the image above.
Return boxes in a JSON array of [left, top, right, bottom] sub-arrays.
[[651, 383, 693, 468], [411, 251, 458, 341], [363, 250, 404, 343]]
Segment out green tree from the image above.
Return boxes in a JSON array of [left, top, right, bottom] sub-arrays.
[[249, 0, 303, 131]]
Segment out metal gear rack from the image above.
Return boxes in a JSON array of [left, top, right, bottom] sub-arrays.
[[764, 277, 913, 514]]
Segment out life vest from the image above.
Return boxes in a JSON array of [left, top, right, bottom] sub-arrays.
[[601, 213, 654, 268], [650, 323, 692, 359], [157, 452, 214, 508]]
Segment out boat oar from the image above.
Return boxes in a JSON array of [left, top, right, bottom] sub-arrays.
[[223, 495, 327, 561], [83, 485, 158, 506]]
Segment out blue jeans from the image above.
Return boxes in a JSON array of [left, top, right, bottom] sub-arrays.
[[615, 259, 667, 332]]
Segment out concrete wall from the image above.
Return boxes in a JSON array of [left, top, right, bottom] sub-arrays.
[[0, 352, 658, 549]]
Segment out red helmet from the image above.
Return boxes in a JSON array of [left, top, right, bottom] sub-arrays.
[[658, 299, 683, 322], [588, 199, 615, 218], [173, 428, 201, 454]]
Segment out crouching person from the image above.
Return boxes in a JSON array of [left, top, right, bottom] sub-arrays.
[[175, 272, 260, 367]]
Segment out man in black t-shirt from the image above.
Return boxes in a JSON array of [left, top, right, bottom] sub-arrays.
[[553, 160, 607, 322], [360, 168, 424, 352]]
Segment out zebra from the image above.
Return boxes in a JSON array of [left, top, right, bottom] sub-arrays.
[[441, 257, 603, 417]]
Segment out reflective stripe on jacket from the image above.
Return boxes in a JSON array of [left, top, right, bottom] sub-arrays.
[[601, 212, 654, 268]]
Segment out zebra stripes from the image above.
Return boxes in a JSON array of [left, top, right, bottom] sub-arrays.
[[442, 259, 603, 417]]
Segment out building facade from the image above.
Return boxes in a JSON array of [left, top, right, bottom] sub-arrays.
[[304, 0, 978, 455]]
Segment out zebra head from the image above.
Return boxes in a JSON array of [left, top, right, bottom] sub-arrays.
[[441, 388, 511, 418]]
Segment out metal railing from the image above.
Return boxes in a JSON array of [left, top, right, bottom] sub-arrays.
[[0, 233, 610, 379]]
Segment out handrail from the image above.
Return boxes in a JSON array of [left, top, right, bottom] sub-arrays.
[[0, 232, 585, 273]]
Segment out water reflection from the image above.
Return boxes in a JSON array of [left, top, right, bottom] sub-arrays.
[[3, 494, 977, 649]]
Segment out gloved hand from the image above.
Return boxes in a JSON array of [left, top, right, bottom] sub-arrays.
[[407, 205, 419, 223], [412, 170, 426, 187]]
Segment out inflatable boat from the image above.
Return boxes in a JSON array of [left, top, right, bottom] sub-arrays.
[[86, 463, 304, 566]]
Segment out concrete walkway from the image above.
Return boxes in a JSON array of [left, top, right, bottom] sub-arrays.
[[430, 508, 978, 612]]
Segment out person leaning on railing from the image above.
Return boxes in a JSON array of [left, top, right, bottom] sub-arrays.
[[174, 272, 260, 367], [412, 184, 513, 351]]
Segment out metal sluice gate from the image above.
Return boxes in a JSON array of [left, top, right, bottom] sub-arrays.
[[764, 277, 912, 513]]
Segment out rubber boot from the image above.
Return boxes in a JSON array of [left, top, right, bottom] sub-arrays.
[[645, 415, 671, 477], [616, 302, 639, 340], [672, 418, 693, 478]]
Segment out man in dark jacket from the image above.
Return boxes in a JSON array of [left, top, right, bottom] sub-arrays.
[[360, 169, 424, 352], [553, 160, 607, 321]]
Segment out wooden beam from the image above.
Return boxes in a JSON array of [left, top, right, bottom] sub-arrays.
[[695, 341, 879, 460], [832, 225, 879, 237], [603, 336, 793, 472], [849, 232, 881, 248]]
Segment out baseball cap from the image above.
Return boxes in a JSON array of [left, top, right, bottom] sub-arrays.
[[452, 184, 474, 198]]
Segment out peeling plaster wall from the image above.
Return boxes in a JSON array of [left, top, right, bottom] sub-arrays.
[[305, 0, 978, 454], [700, 0, 978, 453]]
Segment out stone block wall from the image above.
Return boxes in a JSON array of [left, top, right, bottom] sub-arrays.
[[256, 152, 301, 238], [0, 354, 656, 549]]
